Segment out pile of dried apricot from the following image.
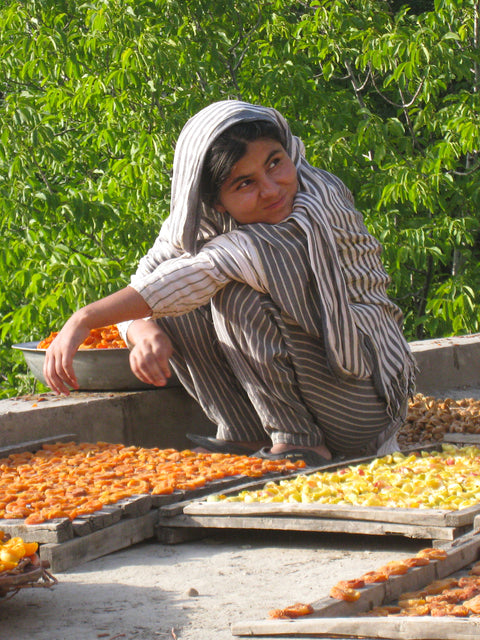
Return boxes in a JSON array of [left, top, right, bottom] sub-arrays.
[[37, 325, 126, 350], [365, 558, 480, 617], [212, 444, 480, 510], [330, 548, 447, 602], [0, 442, 303, 524], [400, 393, 480, 447], [269, 602, 314, 619]]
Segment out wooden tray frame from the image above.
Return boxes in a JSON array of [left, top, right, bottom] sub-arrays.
[[157, 445, 480, 543], [231, 530, 480, 639]]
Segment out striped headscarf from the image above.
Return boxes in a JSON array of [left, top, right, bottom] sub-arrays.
[[160, 101, 299, 254], [158, 100, 416, 420]]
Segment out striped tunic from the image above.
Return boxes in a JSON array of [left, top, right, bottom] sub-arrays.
[[121, 100, 416, 453]]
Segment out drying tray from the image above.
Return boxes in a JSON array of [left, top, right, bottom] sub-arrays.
[[157, 445, 480, 543], [0, 436, 301, 571], [231, 529, 480, 639]]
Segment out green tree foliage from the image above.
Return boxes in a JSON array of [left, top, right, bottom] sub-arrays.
[[0, 0, 479, 397], [296, 0, 480, 340]]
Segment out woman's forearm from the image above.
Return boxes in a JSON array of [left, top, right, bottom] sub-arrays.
[[73, 286, 152, 330]]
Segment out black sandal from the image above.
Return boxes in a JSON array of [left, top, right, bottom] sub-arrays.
[[253, 447, 333, 467], [186, 434, 258, 455]]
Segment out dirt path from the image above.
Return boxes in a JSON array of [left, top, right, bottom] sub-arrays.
[[0, 529, 426, 640]]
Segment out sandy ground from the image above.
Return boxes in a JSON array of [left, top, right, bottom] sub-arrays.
[[0, 527, 429, 640]]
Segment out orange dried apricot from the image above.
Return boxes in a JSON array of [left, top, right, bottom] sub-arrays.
[[269, 603, 314, 619], [379, 561, 409, 576], [336, 578, 365, 590], [24, 513, 45, 525], [416, 547, 447, 561], [361, 570, 388, 584], [38, 325, 126, 350], [0, 441, 301, 523], [23, 542, 39, 556], [330, 585, 361, 601], [403, 556, 430, 568]]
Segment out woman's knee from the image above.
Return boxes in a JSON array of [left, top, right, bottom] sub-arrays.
[[212, 282, 261, 319]]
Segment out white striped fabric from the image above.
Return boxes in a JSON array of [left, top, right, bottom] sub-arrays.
[[125, 100, 416, 436]]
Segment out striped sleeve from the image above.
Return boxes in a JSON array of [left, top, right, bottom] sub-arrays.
[[129, 253, 229, 316], [128, 232, 268, 317]]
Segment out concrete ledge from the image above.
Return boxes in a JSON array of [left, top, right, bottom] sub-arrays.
[[409, 333, 480, 396], [1, 334, 479, 450], [0, 387, 215, 451]]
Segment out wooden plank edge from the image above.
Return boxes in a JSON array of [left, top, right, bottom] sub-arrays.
[[231, 616, 480, 639], [156, 472, 313, 518], [0, 517, 74, 543], [72, 506, 123, 536], [445, 502, 480, 527], [39, 510, 158, 572], [443, 433, 480, 445], [156, 513, 466, 540], [184, 502, 457, 526], [155, 524, 210, 544], [0, 434, 78, 457]]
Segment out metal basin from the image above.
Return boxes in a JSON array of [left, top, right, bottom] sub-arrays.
[[12, 342, 159, 391]]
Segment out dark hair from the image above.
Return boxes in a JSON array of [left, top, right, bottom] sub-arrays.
[[200, 120, 285, 207]]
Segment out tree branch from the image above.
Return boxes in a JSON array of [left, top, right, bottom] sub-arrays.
[[370, 72, 425, 109]]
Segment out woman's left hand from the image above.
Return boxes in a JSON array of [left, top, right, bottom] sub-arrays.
[[127, 319, 173, 387]]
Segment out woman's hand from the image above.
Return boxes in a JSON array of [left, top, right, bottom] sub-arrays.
[[43, 311, 91, 395], [127, 319, 173, 387]]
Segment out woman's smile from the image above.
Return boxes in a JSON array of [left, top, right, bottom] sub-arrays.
[[215, 138, 298, 225]]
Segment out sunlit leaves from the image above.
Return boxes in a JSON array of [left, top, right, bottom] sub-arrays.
[[295, 0, 480, 340], [1, 0, 480, 397]]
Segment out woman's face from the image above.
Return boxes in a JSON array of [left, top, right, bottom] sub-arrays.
[[215, 138, 298, 225]]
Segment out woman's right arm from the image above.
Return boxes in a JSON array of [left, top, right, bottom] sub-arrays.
[[124, 319, 173, 388], [116, 230, 181, 345]]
